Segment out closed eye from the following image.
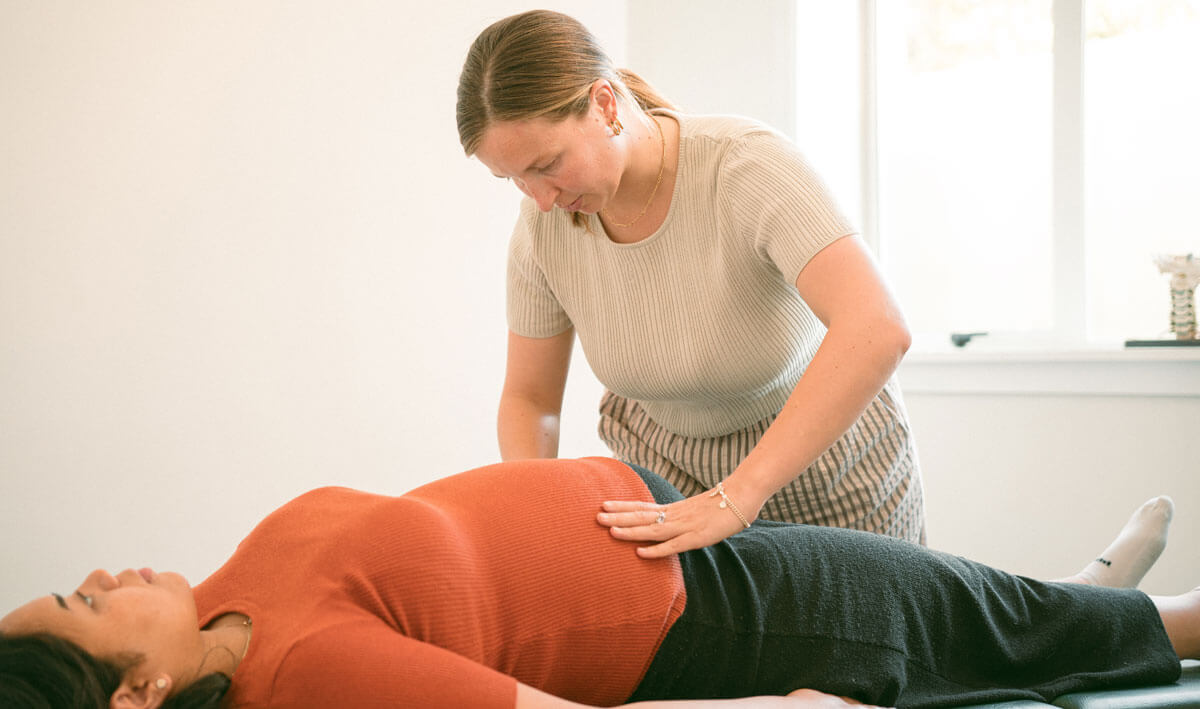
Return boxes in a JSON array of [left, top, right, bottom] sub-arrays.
[[50, 591, 94, 610], [537, 157, 560, 173]]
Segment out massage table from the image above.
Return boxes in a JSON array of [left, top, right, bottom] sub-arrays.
[[958, 660, 1200, 708]]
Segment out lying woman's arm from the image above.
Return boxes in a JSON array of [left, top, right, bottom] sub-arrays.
[[517, 683, 886, 708], [272, 620, 884, 708]]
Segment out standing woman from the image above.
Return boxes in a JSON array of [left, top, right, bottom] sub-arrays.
[[457, 10, 923, 557]]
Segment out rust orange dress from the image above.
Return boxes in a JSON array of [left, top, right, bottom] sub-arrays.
[[194, 457, 685, 708]]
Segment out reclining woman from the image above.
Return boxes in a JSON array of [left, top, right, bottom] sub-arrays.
[[0, 457, 1188, 709]]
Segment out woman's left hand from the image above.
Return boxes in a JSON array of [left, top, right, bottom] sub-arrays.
[[596, 483, 759, 559]]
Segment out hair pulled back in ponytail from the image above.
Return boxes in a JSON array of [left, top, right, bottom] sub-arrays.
[[456, 9, 676, 157], [615, 68, 676, 113]]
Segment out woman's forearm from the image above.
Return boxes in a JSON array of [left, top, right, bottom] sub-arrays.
[[624, 698, 860, 708], [498, 328, 574, 460], [516, 682, 879, 708], [498, 393, 562, 460], [727, 316, 911, 513]]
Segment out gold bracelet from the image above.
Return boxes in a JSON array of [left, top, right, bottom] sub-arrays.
[[708, 482, 751, 529]]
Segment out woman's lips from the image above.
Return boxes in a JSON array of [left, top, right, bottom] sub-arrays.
[[138, 567, 157, 583], [566, 197, 582, 211]]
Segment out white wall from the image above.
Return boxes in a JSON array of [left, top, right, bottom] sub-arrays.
[[906, 389, 1200, 595], [627, 0, 796, 136], [0, 1, 617, 614]]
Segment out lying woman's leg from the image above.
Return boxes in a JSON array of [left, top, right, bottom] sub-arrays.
[[624, 464, 1182, 709], [1153, 587, 1200, 659]]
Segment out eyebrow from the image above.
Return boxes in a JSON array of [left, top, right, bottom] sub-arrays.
[[51, 593, 68, 610]]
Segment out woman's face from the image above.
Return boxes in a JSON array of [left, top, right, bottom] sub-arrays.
[[0, 568, 203, 681], [474, 88, 626, 215]]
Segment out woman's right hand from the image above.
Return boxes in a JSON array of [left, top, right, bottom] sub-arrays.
[[785, 688, 889, 708]]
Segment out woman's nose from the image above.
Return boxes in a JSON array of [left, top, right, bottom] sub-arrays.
[[82, 569, 119, 592], [523, 177, 558, 212]]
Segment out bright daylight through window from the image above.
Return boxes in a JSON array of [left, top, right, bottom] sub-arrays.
[[865, 0, 1200, 348]]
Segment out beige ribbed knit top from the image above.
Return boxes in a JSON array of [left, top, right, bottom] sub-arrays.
[[507, 112, 856, 438]]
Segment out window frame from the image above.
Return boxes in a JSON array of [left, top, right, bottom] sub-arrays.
[[859, 0, 1087, 346], [853, 0, 1200, 391]]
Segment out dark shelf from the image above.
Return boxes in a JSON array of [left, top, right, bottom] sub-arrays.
[[1124, 339, 1200, 348]]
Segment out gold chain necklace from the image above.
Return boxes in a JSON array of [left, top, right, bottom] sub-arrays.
[[193, 615, 253, 682], [603, 116, 666, 229], [238, 617, 252, 664]]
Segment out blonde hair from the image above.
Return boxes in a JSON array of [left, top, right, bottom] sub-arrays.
[[456, 9, 676, 157]]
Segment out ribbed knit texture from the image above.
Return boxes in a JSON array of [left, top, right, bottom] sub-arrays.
[[507, 112, 855, 438], [193, 457, 686, 707]]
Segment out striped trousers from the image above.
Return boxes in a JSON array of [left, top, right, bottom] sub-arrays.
[[597, 378, 926, 544]]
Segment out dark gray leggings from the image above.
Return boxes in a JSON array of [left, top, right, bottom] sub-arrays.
[[624, 463, 1180, 708]]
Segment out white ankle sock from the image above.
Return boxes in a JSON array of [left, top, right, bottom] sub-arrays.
[[1076, 496, 1174, 588]]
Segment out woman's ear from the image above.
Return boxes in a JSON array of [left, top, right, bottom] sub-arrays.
[[110, 674, 170, 709], [589, 79, 619, 122]]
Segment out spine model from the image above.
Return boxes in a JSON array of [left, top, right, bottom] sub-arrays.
[[1155, 254, 1200, 340]]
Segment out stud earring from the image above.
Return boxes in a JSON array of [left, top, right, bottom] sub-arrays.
[[155, 678, 167, 690], [610, 117, 624, 136]]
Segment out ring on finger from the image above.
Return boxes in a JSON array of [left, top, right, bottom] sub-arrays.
[[654, 510, 666, 525]]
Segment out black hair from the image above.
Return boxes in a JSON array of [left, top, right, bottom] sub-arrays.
[[0, 632, 230, 709]]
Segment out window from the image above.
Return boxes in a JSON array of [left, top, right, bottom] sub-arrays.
[[811, 0, 1200, 348], [1083, 0, 1200, 342], [876, 1, 1055, 339]]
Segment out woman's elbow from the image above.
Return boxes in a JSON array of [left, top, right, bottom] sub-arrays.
[[867, 316, 911, 366], [892, 318, 913, 357], [827, 308, 911, 363]]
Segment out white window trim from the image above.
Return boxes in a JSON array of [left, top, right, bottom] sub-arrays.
[[858, 0, 881, 256], [899, 347, 1200, 397], [1053, 0, 1087, 344]]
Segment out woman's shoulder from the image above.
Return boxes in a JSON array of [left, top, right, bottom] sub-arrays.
[[666, 111, 799, 182], [664, 112, 806, 199], [664, 110, 784, 146]]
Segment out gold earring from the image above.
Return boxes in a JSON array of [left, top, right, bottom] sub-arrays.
[[610, 117, 623, 136]]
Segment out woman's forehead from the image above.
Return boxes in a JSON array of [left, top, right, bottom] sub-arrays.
[[0, 595, 72, 635], [486, 116, 568, 147], [476, 119, 569, 173]]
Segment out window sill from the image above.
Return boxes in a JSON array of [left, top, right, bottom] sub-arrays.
[[898, 345, 1200, 397]]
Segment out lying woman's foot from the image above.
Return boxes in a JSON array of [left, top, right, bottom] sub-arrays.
[[1058, 496, 1174, 588]]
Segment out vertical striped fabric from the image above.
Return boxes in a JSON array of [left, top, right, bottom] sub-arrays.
[[598, 378, 926, 543]]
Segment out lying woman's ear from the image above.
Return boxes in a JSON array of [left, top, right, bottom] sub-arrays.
[[110, 674, 170, 709]]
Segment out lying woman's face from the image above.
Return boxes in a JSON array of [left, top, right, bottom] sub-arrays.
[[0, 568, 203, 679]]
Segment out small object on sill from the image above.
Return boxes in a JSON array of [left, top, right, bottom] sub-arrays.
[[950, 332, 988, 348], [1125, 338, 1200, 347], [1154, 253, 1199, 340]]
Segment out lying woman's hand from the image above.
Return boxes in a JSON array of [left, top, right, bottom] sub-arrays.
[[785, 688, 889, 708], [596, 481, 759, 559]]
